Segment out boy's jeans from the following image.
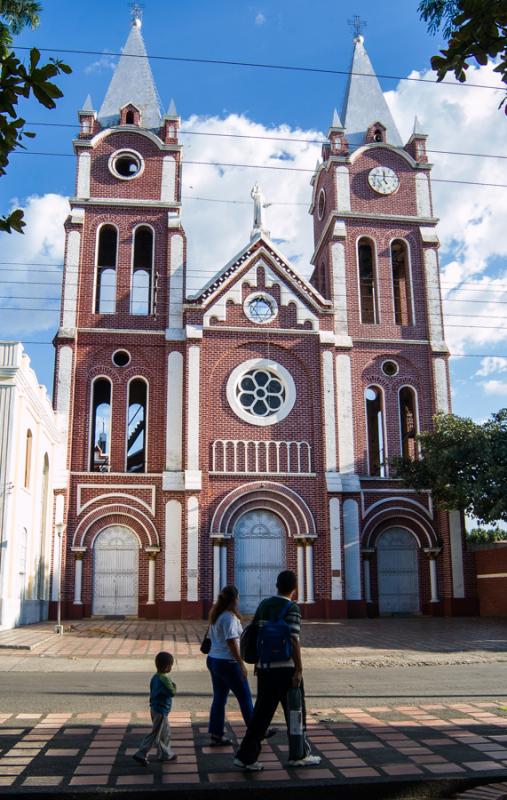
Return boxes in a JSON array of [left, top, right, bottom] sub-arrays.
[[136, 710, 174, 760]]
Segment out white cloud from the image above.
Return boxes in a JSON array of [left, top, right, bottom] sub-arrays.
[[385, 61, 507, 353], [255, 11, 266, 25], [84, 53, 116, 76], [0, 194, 69, 335], [476, 356, 507, 376], [180, 114, 322, 293], [482, 380, 507, 395]]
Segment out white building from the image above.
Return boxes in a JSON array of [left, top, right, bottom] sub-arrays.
[[0, 342, 63, 629]]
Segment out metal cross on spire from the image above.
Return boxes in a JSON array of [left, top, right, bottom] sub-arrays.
[[130, 2, 144, 25], [347, 14, 367, 40]]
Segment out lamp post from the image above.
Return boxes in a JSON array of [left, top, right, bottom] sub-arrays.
[[54, 523, 64, 635]]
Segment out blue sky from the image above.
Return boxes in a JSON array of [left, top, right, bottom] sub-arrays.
[[1, 0, 506, 423]]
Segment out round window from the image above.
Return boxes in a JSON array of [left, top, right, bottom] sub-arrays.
[[317, 188, 326, 220], [244, 293, 278, 325], [112, 349, 131, 367], [109, 150, 144, 180], [381, 360, 399, 377], [226, 359, 296, 426]]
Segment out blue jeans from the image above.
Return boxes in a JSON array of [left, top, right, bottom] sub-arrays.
[[207, 656, 254, 737]]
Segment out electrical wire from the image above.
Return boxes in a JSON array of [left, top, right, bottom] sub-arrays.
[[9, 150, 507, 190], [22, 121, 507, 162], [13, 44, 505, 91]]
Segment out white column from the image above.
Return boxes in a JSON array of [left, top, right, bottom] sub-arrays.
[[74, 555, 83, 604], [186, 346, 200, 473], [296, 543, 305, 603], [336, 354, 355, 474], [335, 165, 351, 211], [161, 155, 176, 202], [77, 152, 90, 198], [329, 497, 342, 600], [343, 499, 361, 600], [449, 510, 465, 598], [322, 350, 337, 472], [424, 249, 446, 350], [164, 500, 182, 601], [61, 231, 81, 330], [213, 543, 220, 600], [305, 543, 315, 603], [434, 358, 450, 414], [429, 558, 439, 603], [168, 234, 184, 330], [363, 559, 372, 603], [186, 496, 199, 602], [220, 545, 227, 590], [331, 241, 348, 338], [147, 555, 156, 605], [166, 352, 183, 470]]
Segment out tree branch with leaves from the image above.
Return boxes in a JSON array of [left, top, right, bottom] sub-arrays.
[[393, 409, 507, 524], [418, 0, 507, 111], [0, 0, 71, 233]]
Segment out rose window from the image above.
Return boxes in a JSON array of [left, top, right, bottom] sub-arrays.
[[236, 369, 286, 417], [248, 297, 274, 323]]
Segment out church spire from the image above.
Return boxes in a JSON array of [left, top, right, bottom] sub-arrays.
[[98, 13, 162, 130], [341, 34, 402, 147]]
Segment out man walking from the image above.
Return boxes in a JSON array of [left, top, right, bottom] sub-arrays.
[[234, 570, 321, 771]]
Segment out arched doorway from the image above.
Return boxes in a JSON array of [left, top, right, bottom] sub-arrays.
[[377, 527, 420, 614], [93, 526, 139, 616], [234, 510, 286, 614]]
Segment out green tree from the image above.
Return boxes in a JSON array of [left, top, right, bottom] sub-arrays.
[[0, 0, 71, 233], [418, 0, 507, 109], [393, 409, 507, 524], [466, 526, 506, 544]]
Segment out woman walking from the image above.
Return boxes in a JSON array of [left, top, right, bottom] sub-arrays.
[[206, 585, 254, 746]]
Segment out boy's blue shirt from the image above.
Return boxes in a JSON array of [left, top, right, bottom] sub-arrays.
[[150, 672, 176, 715]]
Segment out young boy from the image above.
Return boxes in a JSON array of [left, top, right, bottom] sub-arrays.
[[133, 651, 177, 765]]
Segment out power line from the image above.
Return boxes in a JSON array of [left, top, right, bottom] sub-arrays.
[[10, 150, 507, 189], [14, 44, 504, 91], [23, 121, 507, 162]]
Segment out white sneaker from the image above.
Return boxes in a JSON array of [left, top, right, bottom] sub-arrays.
[[287, 754, 321, 767], [233, 757, 264, 771]]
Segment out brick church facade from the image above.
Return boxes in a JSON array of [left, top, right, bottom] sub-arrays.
[[51, 15, 477, 620]]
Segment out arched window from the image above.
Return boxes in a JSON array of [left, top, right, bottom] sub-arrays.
[[37, 454, 50, 598], [24, 430, 32, 488], [358, 238, 378, 324], [90, 378, 112, 471], [95, 225, 117, 313], [127, 379, 147, 472], [399, 386, 419, 460], [131, 226, 154, 315], [391, 239, 413, 325], [365, 386, 386, 476]]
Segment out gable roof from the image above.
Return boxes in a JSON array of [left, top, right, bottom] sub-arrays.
[[188, 233, 331, 312]]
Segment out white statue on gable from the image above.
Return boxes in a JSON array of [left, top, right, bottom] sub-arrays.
[[250, 183, 271, 240]]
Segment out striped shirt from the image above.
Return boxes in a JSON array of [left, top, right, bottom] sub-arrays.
[[254, 595, 301, 669]]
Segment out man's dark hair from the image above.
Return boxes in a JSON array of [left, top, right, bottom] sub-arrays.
[[276, 570, 297, 595], [155, 651, 174, 672]]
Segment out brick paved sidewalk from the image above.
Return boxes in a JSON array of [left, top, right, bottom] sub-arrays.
[[0, 618, 506, 669], [1, 701, 507, 794]]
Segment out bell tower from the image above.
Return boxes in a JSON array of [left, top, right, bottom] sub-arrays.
[[53, 11, 188, 618]]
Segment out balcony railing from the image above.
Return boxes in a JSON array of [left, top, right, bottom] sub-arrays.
[[211, 439, 313, 476]]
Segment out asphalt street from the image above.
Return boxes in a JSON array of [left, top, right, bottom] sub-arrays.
[[2, 663, 506, 713]]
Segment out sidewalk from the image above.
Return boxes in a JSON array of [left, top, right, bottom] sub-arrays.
[[0, 701, 507, 797], [0, 618, 506, 671]]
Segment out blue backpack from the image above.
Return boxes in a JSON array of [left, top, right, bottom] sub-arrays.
[[256, 600, 294, 666]]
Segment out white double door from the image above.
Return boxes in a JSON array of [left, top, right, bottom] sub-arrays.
[[377, 527, 420, 614], [234, 510, 286, 614], [93, 526, 139, 616]]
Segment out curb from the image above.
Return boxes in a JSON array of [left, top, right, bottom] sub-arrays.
[[3, 775, 507, 800]]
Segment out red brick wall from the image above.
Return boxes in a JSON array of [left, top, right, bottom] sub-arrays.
[[473, 545, 507, 616]]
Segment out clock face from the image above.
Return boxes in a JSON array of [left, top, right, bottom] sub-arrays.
[[368, 166, 399, 195]]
